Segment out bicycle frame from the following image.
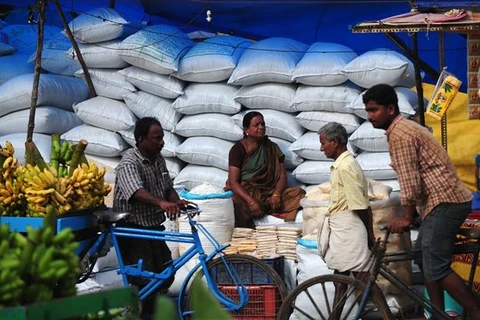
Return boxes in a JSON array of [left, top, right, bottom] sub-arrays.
[[84, 212, 248, 318], [355, 231, 479, 320]]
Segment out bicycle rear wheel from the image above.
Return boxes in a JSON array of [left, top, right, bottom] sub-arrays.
[[181, 254, 287, 320], [277, 274, 393, 320]]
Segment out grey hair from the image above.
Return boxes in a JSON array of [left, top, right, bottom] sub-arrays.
[[318, 122, 348, 146]]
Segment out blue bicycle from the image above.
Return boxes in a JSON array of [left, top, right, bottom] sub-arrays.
[[78, 204, 287, 319]]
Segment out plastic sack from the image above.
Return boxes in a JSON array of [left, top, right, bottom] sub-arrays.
[[426, 68, 462, 120]]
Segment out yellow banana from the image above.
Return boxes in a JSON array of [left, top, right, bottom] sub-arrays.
[[4, 180, 13, 194], [31, 204, 46, 213], [3, 157, 13, 169], [89, 162, 98, 175], [3, 196, 13, 205], [31, 175, 48, 189], [33, 196, 48, 205], [26, 195, 47, 204], [26, 164, 36, 176], [53, 190, 67, 205], [38, 172, 52, 187], [81, 163, 89, 171], [75, 170, 85, 183], [5, 141, 14, 155], [97, 167, 106, 179], [59, 178, 68, 195], [0, 149, 11, 158], [43, 168, 56, 185], [25, 188, 55, 196], [0, 188, 10, 197], [71, 168, 80, 181], [62, 203, 72, 213], [63, 186, 74, 198]]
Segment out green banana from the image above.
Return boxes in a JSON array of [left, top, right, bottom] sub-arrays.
[[0, 257, 20, 269], [13, 232, 27, 247], [41, 226, 54, 245], [53, 227, 75, 245], [37, 247, 55, 275], [26, 226, 42, 243], [59, 141, 69, 160], [0, 240, 9, 257]]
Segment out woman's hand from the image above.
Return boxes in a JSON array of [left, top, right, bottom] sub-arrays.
[[248, 201, 262, 217], [268, 193, 281, 211]]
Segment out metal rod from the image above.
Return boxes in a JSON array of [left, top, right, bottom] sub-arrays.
[[413, 33, 426, 127], [385, 32, 440, 80], [439, 32, 448, 151]]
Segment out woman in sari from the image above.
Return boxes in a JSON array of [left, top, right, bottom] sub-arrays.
[[225, 111, 306, 228]]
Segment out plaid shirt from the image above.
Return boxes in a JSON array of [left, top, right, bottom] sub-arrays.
[[386, 115, 472, 219], [113, 147, 173, 227]]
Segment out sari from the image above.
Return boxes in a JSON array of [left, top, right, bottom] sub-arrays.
[[226, 137, 306, 228]]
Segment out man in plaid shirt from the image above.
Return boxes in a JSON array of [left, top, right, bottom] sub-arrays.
[[363, 84, 479, 319], [114, 117, 190, 318]]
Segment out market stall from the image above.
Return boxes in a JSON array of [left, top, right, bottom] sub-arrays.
[[352, 1, 480, 316]]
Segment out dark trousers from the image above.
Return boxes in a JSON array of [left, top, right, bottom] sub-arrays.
[[116, 222, 175, 318]]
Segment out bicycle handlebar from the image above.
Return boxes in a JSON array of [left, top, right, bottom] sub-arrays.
[[377, 223, 415, 255], [179, 203, 201, 217]]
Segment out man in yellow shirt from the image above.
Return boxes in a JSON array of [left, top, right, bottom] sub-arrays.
[[318, 122, 379, 317]]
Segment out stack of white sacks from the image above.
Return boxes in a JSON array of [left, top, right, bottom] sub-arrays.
[[0, 8, 425, 297], [0, 7, 423, 192]]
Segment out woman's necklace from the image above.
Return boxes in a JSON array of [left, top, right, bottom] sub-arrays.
[[244, 137, 259, 154]]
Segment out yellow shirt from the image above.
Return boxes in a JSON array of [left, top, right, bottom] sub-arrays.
[[329, 151, 370, 215]]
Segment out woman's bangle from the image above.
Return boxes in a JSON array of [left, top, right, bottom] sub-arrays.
[[248, 201, 256, 206], [272, 192, 281, 198]]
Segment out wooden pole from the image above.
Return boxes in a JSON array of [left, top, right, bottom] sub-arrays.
[[26, 0, 47, 142], [52, 0, 96, 97]]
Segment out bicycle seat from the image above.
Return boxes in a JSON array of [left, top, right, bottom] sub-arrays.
[[458, 227, 480, 240], [93, 210, 131, 223]]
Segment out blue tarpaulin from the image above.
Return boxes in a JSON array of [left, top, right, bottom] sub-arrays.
[[0, 0, 470, 89]]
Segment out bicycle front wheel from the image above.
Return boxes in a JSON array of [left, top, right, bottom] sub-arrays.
[[277, 274, 392, 320], [181, 254, 287, 319]]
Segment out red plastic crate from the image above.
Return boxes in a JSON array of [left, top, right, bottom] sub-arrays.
[[219, 285, 281, 320]]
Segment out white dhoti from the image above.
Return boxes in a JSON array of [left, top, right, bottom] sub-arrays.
[[317, 209, 371, 272]]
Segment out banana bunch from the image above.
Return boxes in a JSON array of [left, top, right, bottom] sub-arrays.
[[0, 142, 25, 217], [66, 162, 112, 211], [1, 143, 17, 181], [23, 226, 80, 303], [0, 141, 14, 160], [19, 164, 68, 217], [0, 207, 80, 307], [52, 140, 74, 178], [0, 140, 113, 217], [0, 224, 25, 307]]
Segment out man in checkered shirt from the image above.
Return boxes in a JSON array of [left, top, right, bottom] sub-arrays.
[[113, 117, 190, 318], [363, 84, 479, 319]]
